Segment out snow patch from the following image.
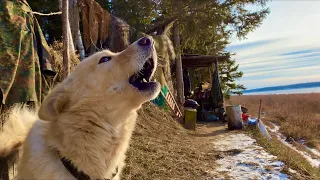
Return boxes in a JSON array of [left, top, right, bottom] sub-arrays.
[[268, 122, 320, 168], [212, 133, 289, 179]]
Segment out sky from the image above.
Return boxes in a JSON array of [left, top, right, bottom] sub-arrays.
[[226, 1, 320, 90]]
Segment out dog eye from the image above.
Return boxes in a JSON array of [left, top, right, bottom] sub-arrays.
[[99, 56, 112, 64]]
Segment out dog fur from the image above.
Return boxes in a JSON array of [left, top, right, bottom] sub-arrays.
[[0, 37, 160, 180]]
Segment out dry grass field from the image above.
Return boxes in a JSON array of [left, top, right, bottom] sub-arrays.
[[229, 93, 320, 149]]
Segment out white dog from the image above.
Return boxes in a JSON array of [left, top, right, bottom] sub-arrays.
[[0, 37, 160, 180]]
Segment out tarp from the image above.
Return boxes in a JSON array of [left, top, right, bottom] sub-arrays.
[[183, 68, 191, 97], [0, 0, 55, 105], [79, 0, 111, 51], [211, 64, 224, 109]]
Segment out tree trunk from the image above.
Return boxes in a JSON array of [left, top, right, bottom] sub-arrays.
[[76, 29, 86, 60], [173, 21, 185, 108], [67, 23, 75, 53], [62, 0, 70, 78], [69, 0, 85, 60], [73, 0, 85, 59], [59, 0, 75, 54], [69, 0, 77, 46]]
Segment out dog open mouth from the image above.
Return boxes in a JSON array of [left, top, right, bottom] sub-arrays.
[[129, 57, 158, 91]]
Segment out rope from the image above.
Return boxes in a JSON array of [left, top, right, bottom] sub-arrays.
[[32, 12, 62, 16]]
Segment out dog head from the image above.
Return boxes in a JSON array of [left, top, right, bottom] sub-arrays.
[[38, 37, 161, 122]]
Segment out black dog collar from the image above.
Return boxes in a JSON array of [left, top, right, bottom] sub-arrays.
[[58, 152, 118, 180]]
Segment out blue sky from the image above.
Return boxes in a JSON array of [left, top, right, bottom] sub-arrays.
[[226, 1, 320, 90]]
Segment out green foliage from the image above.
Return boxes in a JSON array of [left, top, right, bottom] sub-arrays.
[[108, 0, 270, 52], [111, 0, 160, 32], [27, 0, 270, 97], [95, 0, 112, 10], [109, 0, 269, 99], [219, 55, 246, 99]]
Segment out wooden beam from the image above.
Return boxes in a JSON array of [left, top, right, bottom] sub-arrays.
[[181, 55, 229, 61], [182, 64, 215, 68], [181, 55, 229, 68]]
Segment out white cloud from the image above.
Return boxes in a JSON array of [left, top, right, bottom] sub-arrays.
[[227, 1, 320, 89], [244, 65, 320, 78], [239, 74, 320, 89]]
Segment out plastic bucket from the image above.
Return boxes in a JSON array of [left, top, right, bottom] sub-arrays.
[[185, 109, 197, 130]]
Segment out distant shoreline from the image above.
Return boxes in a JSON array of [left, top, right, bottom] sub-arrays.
[[241, 82, 320, 95], [240, 87, 320, 95]]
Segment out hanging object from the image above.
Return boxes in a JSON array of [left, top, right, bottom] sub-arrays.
[[79, 0, 111, 51], [183, 68, 191, 98], [211, 59, 224, 109]]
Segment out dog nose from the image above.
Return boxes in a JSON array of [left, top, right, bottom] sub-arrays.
[[138, 37, 152, 46]]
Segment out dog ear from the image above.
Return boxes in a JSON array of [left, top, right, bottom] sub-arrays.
[[38, 85, 68, 121]]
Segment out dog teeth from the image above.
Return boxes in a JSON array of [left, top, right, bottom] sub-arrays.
[[143, 78, 147, 83]]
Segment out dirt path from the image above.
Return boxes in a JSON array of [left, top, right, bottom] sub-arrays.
[[195, 122, 290, 180]]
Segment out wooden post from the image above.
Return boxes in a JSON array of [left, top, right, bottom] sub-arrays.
[[62, 0, 70, 79], [171, 0, 184, 111], [258, 99, 262, 120], [172, 21, 184, 108], [59, 0, 74, 54]]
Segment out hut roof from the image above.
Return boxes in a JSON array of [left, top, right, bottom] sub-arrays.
[[181, 54, 229, 68]]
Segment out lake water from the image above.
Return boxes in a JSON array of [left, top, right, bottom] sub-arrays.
[[243, 87, 320, 95]]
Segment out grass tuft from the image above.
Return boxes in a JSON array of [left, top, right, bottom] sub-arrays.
[[246, 129, 320, 180]]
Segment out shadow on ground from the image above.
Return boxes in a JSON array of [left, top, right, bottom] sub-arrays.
[[193, 121, 229, 137]]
